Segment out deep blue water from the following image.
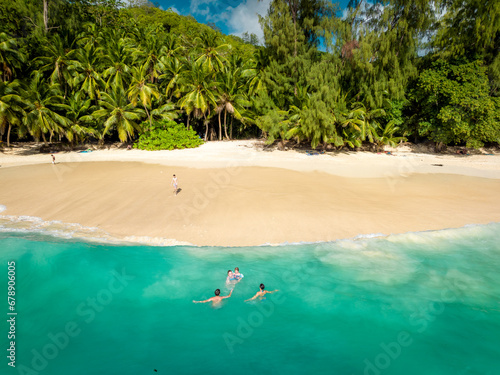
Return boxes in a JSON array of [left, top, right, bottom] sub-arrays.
[[1, 223, 500, 375]]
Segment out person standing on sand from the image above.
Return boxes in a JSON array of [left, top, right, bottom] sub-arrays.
[[172, 174, 178, 195], [51, 154, 55, 164], [245, 284, 278, 302], [193, 288, 232, 306]]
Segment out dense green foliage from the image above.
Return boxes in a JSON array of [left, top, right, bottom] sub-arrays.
[[0, 0, 499, 150], [408, 60, 500, 148], [134, 119, 203, 150]]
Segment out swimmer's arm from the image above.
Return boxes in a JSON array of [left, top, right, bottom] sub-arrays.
[[244, 293, 259, 302], [266, 290, 279, 294], [193, 298, 212, 303], [221, 289, 233, 299]]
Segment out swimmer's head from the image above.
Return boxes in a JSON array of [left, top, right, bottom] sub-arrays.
[[227, 270, 232, 275], [234, 267, 239, 272], [215, 289, 220, 296], [260, 283, 265, 290]]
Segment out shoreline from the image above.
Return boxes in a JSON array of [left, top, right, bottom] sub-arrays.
[[1, 214, 498, 248], [1, 145, 499, 246]]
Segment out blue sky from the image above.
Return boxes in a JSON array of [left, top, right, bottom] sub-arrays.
[[156, 0, 350, 41]]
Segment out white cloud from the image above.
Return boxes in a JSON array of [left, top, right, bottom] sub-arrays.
[[187, 0, 271, 42], [190, 0, 217, 17], [169, 6, 180, 14], [342, 7, 349, 20], [216, 0, 271, 41]]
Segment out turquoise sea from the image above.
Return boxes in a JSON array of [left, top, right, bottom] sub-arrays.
[[1, 223, 500, 375]]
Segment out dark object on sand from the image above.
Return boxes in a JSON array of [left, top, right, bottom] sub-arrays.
[[306, 150, 325, 156], [431, 164, 443, 167]]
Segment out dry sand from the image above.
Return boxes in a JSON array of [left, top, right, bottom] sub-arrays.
[[0, 141, 499, 246]]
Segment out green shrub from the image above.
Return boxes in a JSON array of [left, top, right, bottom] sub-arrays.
[[411, 60, 500, 148], [134, 120, 204, 151]]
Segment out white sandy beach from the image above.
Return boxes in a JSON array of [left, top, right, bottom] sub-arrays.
[[1, 141, 499, 246]]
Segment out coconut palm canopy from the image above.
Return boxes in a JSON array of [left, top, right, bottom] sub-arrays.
[[0, 0, 498, 149]]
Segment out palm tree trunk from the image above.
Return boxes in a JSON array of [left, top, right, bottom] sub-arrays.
[[43, 0, 49, 33], [230, 116, 233, 140], [143, 103, 152, 130], [204, 115, 208, 142], [7, 123, 11, 147], [186, 114, 190, 130], [218, 110, 222, 141], [223, 108, 228, 140]]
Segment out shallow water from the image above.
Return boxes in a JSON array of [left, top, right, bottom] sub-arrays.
[[1, 224, 500, 375]]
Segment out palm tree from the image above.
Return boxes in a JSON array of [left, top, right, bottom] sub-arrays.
[[243, 48, 268, 96], [151, 101, 178, 122], [0, 80, 24, 146], [92, 85, 146, 143], [341, 106, 364, 140], [23, 72, 72, 144], [0, 33, 25, 82], [215, 66, 248, 140], [74, 41, 104, 103], [178, 61, 217, 140], [375, 120, 406, 150], [349, 103, 385, 143], [36, 34, 78, 97], [159, 57, 187, 100], [127, 63, 160, 128], [100, 31, 135, 89], [64, 91, 97, 145], [162, 33, 185, 61], [133, 26, 171, 83], [194, 31, 230, 72], [76, 22, 99, 47]]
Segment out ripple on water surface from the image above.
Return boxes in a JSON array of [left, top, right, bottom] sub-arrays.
[[0, 223, 499, 374]]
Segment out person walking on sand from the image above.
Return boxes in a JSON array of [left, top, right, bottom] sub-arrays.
[[193, 288, 232, 306], [51, 154, 55, 164], [245, 284, 278, 302], [172, 174, 178, 195]]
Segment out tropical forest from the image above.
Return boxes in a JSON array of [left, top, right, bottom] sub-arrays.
[[0, 0, 499, 151]]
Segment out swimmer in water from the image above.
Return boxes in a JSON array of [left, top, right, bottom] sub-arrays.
[[232, 267, 243, 282], [245, 283, 278, 302], [193, 288, 232, 305], [226, 270, 235, 284]]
